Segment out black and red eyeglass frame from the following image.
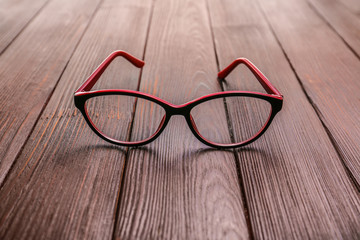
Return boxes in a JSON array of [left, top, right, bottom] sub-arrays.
[[74, 51, 283, 148]]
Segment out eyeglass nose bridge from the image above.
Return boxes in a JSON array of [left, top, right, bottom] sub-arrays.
[[165, 104, 191, 117]]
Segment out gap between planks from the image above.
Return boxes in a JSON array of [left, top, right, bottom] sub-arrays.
[[0, 0, 106, 191], [257, 3, 360, 191]]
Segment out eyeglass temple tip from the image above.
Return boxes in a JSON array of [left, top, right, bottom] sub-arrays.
[[113, 50, 145, 68], [218, 58, 247, 79], [76, 50, 145, 92], [217, 58, 281, 96]]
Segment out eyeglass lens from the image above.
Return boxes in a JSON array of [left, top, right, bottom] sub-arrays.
[[85, 95, 165, 142], [191, 96, 272, 144], [85, 95, 271, 145]]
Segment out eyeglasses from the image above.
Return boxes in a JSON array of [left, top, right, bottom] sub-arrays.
[[74, 51, 283, 148]]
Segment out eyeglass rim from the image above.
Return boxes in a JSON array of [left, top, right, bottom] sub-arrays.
[[74, 89, 282, 148], [74, 50, 283, 148]]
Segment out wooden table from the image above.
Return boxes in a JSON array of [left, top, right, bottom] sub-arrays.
[[0, 0, 359, 239]]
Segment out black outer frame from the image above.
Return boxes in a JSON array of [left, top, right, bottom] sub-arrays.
[[74, 90, 282, 148]]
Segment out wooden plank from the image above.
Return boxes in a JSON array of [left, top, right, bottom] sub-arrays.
[[337, 0, 360, 13], [0, 0, 103, 186], [258, 0, 360, 186], [0, 0, 152, 239], [207, 0, 360, 238], [0, 0, 49, 54], [114, 0, 249, 239], [308, 0, 360, 57]]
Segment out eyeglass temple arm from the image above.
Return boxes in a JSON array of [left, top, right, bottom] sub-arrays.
[[218, 58, 281, 96], [75, 50, 145, 92]]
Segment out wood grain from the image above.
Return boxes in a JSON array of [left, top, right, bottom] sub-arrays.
[[0, 0, 152, 239], [0, 0, 102, 186], [308, 0, 360, 57], [0, 0, 49, 54], [207, 0, 360, 238], [0, 0, 359, 238], [257, 0, 360, 187], [337, 0, 360, 13], [114, 0, 249, 239]]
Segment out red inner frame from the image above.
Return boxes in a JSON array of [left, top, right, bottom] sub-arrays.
[[74, 50, 283, 148]]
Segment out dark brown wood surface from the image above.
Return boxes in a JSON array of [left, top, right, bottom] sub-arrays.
[[0, 0, 102, 186], [309, 0, 360, 57], [0, 0, 359, 239], [0, 0, 151, 239], [114, 0, 248, 239], [0, 0, 49, 54], [208, 0, 360, 238], [258, 0, 360, 187]]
